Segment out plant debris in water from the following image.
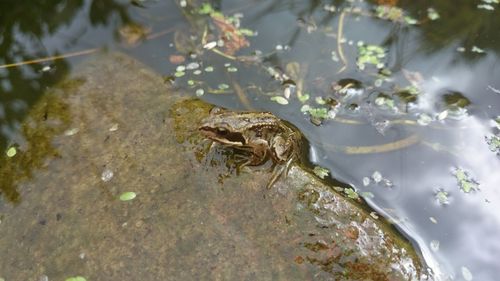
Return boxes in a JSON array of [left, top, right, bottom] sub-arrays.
[[478, 0, 499, 10], [271, 96, 289, 105], [356, 43, 386, 70], [198, 3, 253, 55], [375, 5, 417, 24], [344, 188, 359, 199], [461, 266, 473, 281], [119, 191, 137, 201], [435, 189, 450, 205], [453, 168, 479, 193], [485, 135, 500, 154], [6, 146, 17, 157], [65, 277, 87, 281], [313, 166, 329, 179]]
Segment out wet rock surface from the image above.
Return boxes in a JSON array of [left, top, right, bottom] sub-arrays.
[[0, 52, 428, 280]]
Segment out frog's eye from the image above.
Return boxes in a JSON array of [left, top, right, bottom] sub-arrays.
[[216, 128, 229, 135], [209, 107, 224, 115]]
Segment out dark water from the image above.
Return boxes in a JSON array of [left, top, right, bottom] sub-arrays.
[[1, 0, 500, 280]]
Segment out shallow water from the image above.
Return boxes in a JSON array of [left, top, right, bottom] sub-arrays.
[[1, 0, 500, 280]]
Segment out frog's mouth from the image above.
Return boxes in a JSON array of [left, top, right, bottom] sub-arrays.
[[199, 126, 246, 146]]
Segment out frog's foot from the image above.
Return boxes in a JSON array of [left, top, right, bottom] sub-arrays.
[[233, 153, 253, 175], [266, 157, 294, 189]]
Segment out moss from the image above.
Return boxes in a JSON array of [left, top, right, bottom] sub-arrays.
[[0, 79, 83, 204]]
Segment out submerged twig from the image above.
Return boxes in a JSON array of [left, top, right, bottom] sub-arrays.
[[340, 134, 420, 154], [210, 48, 237, 60], [336, 11, 348, 73], [231, 80, 254, 111], [145, 26, 176, 40]]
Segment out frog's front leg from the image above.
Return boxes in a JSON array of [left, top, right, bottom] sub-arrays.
[[266, 134, 298, 188], [234, 140, 269, 174]]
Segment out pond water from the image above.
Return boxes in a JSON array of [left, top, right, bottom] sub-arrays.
[[1, 0, 500, 280]]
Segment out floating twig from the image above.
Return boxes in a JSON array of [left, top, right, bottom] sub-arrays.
[[0, 48, 99, 69]]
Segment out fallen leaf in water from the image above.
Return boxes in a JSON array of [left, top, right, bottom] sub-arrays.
[[169, 55, 185, 64]]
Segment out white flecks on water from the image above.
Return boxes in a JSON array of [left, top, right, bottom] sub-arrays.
[[109, 123, 119, 131], [101, 169, 114, 182], [372, 171, 382, 183], [430, 240, 440, 252], [203, 41, 217, 49], [186, 62, 199, 70], [461, 266, 473, 281], [195, 89, 204, 97], [6, 146, 17, 157], [362, 177, 370, 186], [64, 128, 79, 136]]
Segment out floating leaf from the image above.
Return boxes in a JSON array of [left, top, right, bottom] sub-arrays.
[[453, 168, 479, 193], [218, 83, 229, 90], [174, 71, 185, 78], [435, 190, 450, 205], [427, 8, 440, 20], [461, 181, 478, 193], [300, 104, 311, 113], [65, 276, 87, 281], [344, 188, 359, 199], [313, 166, 329, 179], [119, 192, 137, 201], [195, 89, 205, 97], [6, 146, 17, 157], [308, 108, 328, 119], [455, 169, 467, 181], [298, 93, 310, 103], [198, 3, 215, 14], [471, 46, 485, 53], [271, 96, 289, 105], [357, 43, 386, 69]]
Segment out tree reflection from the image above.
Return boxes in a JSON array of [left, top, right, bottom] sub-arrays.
[[0, 0, 132, 203]]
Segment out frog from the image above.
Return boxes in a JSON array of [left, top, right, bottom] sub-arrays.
[[199, 107, 301, 188]]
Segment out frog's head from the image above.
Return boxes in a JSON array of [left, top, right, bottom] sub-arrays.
[[199, 108, 247, 146]]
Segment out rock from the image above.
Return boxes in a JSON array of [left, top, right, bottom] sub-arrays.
[[0, 52, 428, 280]]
